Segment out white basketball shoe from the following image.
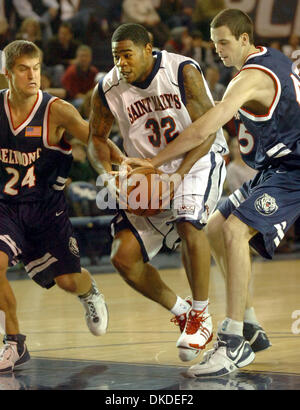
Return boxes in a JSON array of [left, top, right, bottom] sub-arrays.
[[79, 279, 108, 336], [187, 333, 255, 378]]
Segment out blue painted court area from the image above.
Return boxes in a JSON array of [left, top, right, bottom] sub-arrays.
[[0, 357, 299, 391]]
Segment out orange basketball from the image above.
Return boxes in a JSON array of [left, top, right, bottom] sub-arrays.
[[116, 166, 172, 216]]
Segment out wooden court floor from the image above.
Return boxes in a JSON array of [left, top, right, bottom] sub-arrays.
[[1, 254, 300, 390]]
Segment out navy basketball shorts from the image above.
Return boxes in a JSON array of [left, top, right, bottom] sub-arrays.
[[0, 191, 81, 288], [218, 167, 300, 259]]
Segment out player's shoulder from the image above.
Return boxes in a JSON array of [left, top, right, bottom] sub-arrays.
[[100, 66, 120, 92], [160, 49, 199, 68], [244, 46, 292, 71], [48, 97, 79, 121]]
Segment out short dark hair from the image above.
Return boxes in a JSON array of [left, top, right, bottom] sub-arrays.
[[111, 23, 150, 46], [210, 8, 254, 44], [3, 40, 41, 71]]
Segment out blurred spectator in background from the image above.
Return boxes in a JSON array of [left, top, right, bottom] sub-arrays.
[[157, 0, 191, 30], [67, 139, 97, 187], [121, 0, 170, 48], [192, 0, 225, 41], [16, 17, 43, 49], [40, 70, 67, 99], [97, 0, 123, 34], [190, 30, 215, 69], [164, 26, 193, 56], [282, 34, 300, 61], [0, 14, 11, 49], [205, 65, 226, 101], [12, 0, 59, 42], [79, 72, 107, 119], [62, 44, 98, 109], [51, 0, 97, 44], [66, 139, 99, 217], [44, 22, 81, 86], [225, 137, 257, 195], [269, 40, 282, 51]]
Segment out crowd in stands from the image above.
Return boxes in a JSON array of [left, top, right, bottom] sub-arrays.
[[1, 0, 300, 255]]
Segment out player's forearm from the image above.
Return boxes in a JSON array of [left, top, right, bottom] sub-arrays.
[[151, 121, 208, 168], [107, 139, 126, 165], [176, 133, 216, 177], [151, 102, 232, 168], [87, 136, 112, 174]]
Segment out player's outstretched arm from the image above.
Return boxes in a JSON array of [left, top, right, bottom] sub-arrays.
[[123, 64, 218, 172], [149, 70, 261, 168], [50, 98, 90, 144], [175, 64, 218, 177]]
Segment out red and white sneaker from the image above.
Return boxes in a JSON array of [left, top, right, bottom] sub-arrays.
[[176, 306, 213, 362], [170, 298, 192, 333]]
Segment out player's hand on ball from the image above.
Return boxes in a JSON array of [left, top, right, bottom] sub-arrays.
[[123, 157, 154, 169]]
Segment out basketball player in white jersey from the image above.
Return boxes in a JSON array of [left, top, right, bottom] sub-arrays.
[[88, 23, 228, 361]]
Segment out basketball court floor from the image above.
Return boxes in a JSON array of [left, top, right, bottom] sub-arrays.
[[1, 250, 300, 391]]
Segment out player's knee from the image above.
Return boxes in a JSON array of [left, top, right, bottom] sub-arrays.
[[206, 211, 226, 242], [55, 274, 78, 293], [222, 216, 248, 247], [111, 251, 142, 285], [177, 221, 203, 248], [0, 251, 9, 276], [111, 252, 132, 276]]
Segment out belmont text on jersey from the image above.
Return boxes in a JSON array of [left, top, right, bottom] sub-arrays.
[[0, 148, 42, 166], [0, 90, 72, 201]]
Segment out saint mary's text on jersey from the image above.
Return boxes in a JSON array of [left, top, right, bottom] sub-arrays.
[[127, 94, 182, 124]]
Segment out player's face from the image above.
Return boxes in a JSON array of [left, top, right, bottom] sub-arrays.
[[211, 26, 245, 68], [8, 55, 41, 97], [112, 40, 153, 83]]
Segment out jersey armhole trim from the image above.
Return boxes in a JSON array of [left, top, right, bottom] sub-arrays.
[[177, 61, 202, 106], [98, 77, 109, 109], [238, 65, 281, 122], [42, 97, 72, 154]]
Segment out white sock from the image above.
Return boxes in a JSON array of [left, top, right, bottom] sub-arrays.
[[244, 307, 259, 325], [218, 317, 243, 336], [170, 296, 190, 316], [192, 299, 209, 312]]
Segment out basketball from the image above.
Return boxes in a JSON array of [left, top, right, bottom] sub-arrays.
[[116, 166, 172, 216]]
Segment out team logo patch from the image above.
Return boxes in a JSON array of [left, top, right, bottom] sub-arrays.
[[177, 204, 195, 216], [69, 237, 80, 257], [254, 193, 278, 216], [25, 126, 42, 137]]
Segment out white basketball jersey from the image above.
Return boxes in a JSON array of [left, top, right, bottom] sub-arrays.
[[99, 50, 228, 173]]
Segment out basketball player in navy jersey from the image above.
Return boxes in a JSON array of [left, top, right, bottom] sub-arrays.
[[126, 8, 300, 376], [88, 23, 230, 362], [0, 40, 109, 373]]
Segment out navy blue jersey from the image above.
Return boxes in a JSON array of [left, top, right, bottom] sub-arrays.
[[0, 90, 73, 202], [235, 46, 300, 170]]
